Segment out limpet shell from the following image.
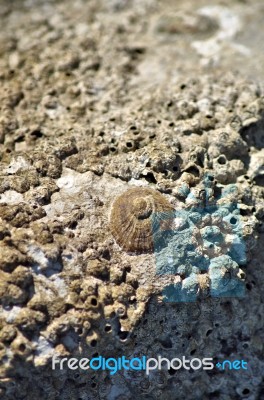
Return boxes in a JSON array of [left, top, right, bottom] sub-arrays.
[[110, 187, 174, 253]]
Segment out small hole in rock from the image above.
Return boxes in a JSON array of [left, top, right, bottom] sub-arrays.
[[19, 344, 26, 352], [91, 298, 97, 306], [118, 331, 129, 341], [15, 135, 25, 143], [242, 388, 250, 395], [105, 325, 112, 332], [185, 166, 200, 177], [143, 172, 157, 184], [217, 156, 226, 165], [31, 130, 43, 138]]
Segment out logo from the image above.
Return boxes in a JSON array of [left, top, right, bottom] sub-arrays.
[[52, 355, 248, 374], [216, 359, 248, 370]]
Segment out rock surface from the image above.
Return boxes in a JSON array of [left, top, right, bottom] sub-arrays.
[[0, 0, 264, 399]]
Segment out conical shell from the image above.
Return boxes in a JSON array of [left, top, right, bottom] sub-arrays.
[[110, 187, 174, 253]]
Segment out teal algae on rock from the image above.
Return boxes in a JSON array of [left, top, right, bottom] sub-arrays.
[[152, 174, 247, 302]]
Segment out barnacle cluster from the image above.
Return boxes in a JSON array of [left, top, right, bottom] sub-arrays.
[[155, 175, 248, 301]]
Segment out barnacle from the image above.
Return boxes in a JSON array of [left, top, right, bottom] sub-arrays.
[[110, 187, 174, 253]]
